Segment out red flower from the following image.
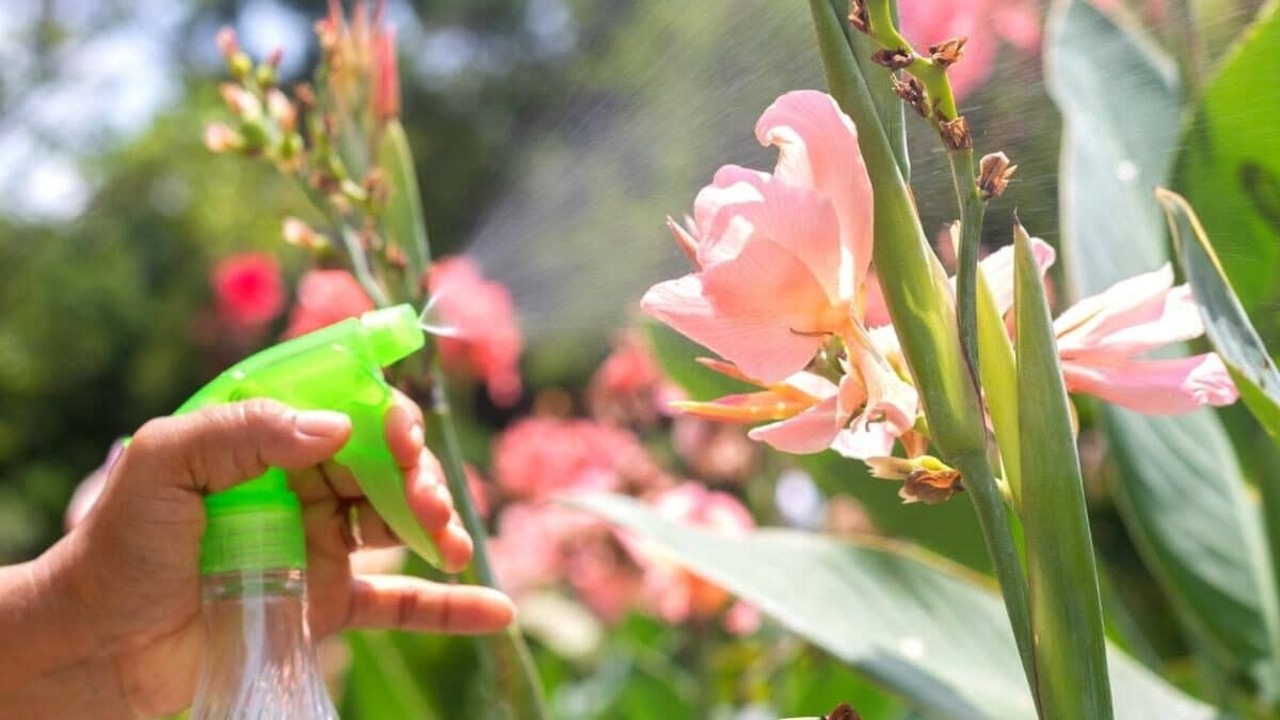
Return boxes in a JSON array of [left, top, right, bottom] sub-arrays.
[[282, 269, 375, 338], [211, 253, 285, 329], [427, 255, 524, 406]]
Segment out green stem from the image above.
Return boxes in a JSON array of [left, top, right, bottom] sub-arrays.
[[947, 149, 986, 381], [422, 374, 550, 719], [953, 450, 1038, 704]]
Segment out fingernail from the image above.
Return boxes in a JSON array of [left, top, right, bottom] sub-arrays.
[[295, 410, 351, 437], [409, 422, 424, 450]]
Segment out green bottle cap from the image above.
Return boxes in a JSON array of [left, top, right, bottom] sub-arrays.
[[200, 468, 305, 575]]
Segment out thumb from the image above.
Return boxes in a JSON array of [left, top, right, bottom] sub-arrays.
[[122, 398, 352, 494]]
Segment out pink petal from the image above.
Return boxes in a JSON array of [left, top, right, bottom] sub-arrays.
[[641, 239, 833, 383], [991, 1, 1041, 50], [1062, 353, 1239, 414], [848, 344, 919, 436], [830, 422, 898, 459], [973, 235, 1057, 317], [695, 177, 847, 304], [756, 91, 874, 299], [748, 394, 844, 454], [691, 170, 768, 265], [1055, 266, 1204, 361]]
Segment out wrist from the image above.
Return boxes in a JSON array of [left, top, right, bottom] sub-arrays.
[[0, 536, 133, 718]]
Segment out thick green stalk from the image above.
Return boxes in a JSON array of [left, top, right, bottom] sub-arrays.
[[809, 0, 1036, 695], [831, 0, 910, 181]]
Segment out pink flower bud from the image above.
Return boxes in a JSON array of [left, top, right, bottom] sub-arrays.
[[373, 27, 400, 121], [203, 122, 243, 153], [216, 27, 239, 59], [266, 89, 296, 131]]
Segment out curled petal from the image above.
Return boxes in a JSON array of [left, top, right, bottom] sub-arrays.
[[641, 239, 837, 383], [1061, 353, 1239, 414], [756, 91, 874, 299], [1054, 265, 1204, 360]]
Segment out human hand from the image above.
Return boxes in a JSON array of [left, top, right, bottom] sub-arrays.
[[0, 394, 514, 719]]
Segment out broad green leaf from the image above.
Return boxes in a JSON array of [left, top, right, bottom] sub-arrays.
[[1176, 4, 1280, 316], [1014, 223, 1113, 717], [574, 493, 1222, 719], [1159, 188, 1280, 438], [1046, 0, 1280, 688]]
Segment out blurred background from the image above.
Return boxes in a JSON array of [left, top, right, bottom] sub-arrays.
[[0, 0, 1062, 566], [8, 0, 1270, 716]]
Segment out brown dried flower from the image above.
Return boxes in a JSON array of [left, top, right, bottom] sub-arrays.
[[977, 152, 1017, 199], [940, 115, 973, 150]]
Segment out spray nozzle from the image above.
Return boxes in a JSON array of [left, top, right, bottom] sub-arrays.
[[179, 304, 441, 572]]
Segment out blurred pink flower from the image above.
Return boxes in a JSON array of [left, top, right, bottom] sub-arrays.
[[899, 0, 1041, 99], [491, 417, 667, 501], [628, 483, 759, 634], [642, 91, 917, 456], [488, 502, 643, 624], [211, 253, 285, 329], [282, 269, 375, 338], [427, 255, 524, 407], [980, 238, 1238, 414], [587, 331, 684, 427]]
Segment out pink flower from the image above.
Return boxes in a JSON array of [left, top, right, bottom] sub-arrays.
[[899, 0, 1041, 99], [282, 269, 376, 338], [587, 331, 684, 427], [628, 483, 759, 634], [211, 253, 285, 329], [980, 237, 1238, 414], [488, 502, 645, 623], [491, 417, 666, 501], [427, 255, 524, 407], [642, 91, 917, 456], [644, 91, 874, 383]]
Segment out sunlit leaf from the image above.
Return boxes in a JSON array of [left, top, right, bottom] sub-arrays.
[[1159, 188, 1280, 439], [1014, 222, 1113, 717], [1046, 0, 1280, 688], [1175, 3, 1280, 317], [573, 493, 1222, 719]]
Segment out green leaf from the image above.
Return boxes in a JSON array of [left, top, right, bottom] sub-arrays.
[[341, 632, 441, 720], [573, 493, 1223, 719], [378, 120, 432, 297], [1158, 188, 1280, 438], [1175, 3, 1280, 316], [1046, 0, 1280, 690], [1014, 222, 1113, 717]]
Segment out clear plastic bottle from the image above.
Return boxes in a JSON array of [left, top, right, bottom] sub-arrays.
[[189, 473, 338, 720]]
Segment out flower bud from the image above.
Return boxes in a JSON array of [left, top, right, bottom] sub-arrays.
[[266, 89, 296, 132], [203, 122, 244, 153]]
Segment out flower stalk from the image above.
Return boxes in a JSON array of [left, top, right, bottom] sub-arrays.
[[809, 0, 1037, 695]]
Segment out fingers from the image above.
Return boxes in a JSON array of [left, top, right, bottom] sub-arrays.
[[302, 498, 403, 556], [345, 575, 515, 635], [123, 399, 352, 495], [385, 393, 425, 471]]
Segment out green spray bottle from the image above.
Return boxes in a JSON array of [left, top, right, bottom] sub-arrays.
[[181, 304, 436, 718]]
